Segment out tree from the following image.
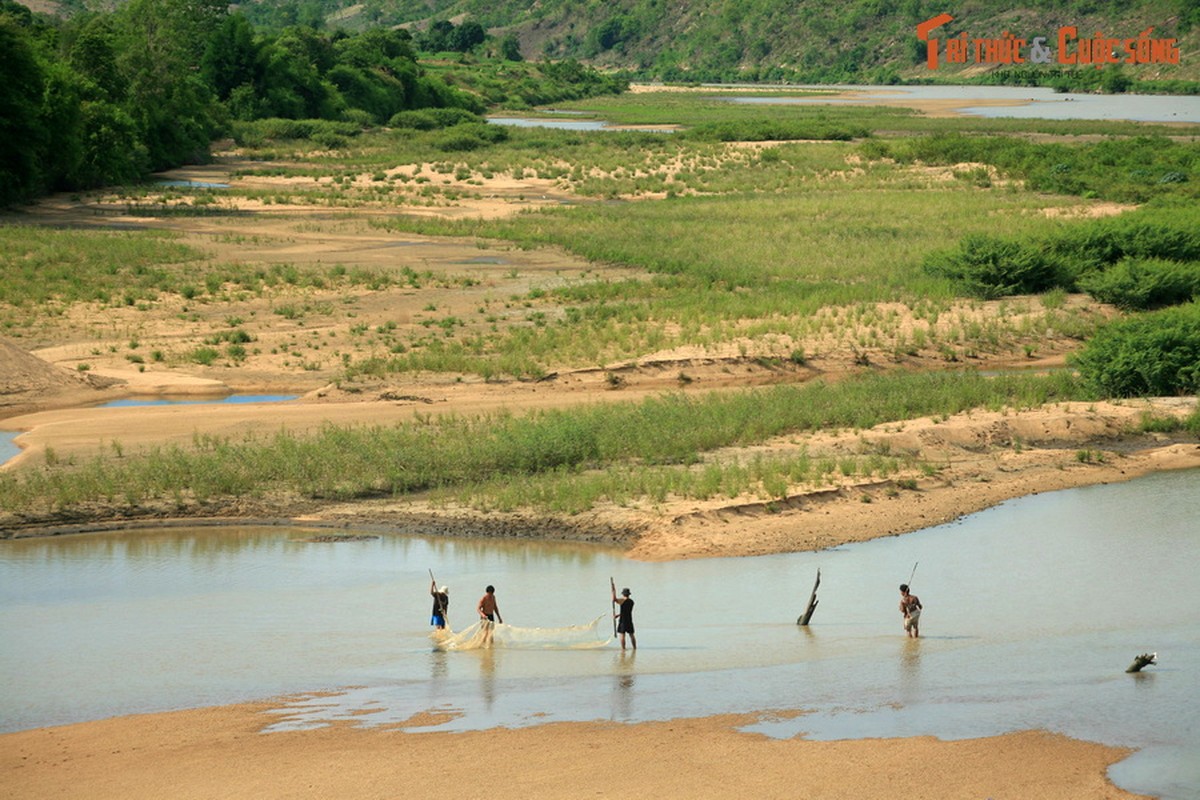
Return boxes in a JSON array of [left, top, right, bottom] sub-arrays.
[[449, 20, 485, 52], [499, 33, 522, 61], [68, 15, 126, 101], [114, 0, 226, 167], [0, 14, 46, 205], [202, 13, 260, 101]]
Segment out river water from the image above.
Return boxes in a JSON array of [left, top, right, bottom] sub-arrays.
[[1, 468, 1198, 799], [722, 84, 1200, 124]]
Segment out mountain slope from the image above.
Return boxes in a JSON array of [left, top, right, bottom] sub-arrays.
[[235, 0, 1200, 81]]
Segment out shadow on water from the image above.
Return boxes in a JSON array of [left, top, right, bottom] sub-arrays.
[[1, 469, 1198, 798]]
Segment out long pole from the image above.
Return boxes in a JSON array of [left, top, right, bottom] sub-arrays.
[[907, 561, 918, 589], [610, 577, 618, 637]]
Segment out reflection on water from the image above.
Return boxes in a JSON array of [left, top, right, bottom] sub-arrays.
[[1, 469, 1198, 799]]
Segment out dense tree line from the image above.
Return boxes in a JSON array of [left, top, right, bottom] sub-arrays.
[[0, 0, 484, 206]]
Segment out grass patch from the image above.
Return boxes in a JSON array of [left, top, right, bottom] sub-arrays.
[[0, 370, 1089, 517]]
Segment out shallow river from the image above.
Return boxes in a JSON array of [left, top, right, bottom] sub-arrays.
[[723, 84, 1200, 123], [2, 469, 1198, 799]]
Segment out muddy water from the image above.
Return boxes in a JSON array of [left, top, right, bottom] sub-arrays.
[[1, 469, 1197, 799]]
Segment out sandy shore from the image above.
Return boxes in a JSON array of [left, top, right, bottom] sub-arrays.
[[0, 702, 1148, 800]]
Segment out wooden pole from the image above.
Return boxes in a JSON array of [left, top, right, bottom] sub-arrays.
[[610, 577, 618, 637], [797, 568, 821, 626]]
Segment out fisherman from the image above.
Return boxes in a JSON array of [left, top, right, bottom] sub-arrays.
[[477, 585, 503, 645], [430, 580, 449, 630], [612, 585, 636, 650], [899, 583, 922, 638]]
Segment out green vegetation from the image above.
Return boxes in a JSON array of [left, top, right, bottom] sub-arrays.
[[878, 134, 1200, 203], [925, 205, 1200, 302], [1072, 303, 1200, 396], [224, 0, 1200, 87], [0, 370, 1088, 516], [0, 225, 446, 328], [0, 0, 623, 206]]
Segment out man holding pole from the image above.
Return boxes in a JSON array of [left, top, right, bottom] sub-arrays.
[[899, 583, 922, 638], [611, 581, 636, 650], [430, 578, 449, 630]]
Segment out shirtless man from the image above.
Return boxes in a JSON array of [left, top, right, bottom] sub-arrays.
[[477, 585, 503, 645], [899, 583, 922, 638]]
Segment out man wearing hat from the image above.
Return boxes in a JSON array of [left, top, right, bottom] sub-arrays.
[[430, 579, 449, 630], [612, 585, 637, 650]]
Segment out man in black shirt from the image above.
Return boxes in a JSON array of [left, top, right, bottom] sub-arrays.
[[612, 585, 637, 650]]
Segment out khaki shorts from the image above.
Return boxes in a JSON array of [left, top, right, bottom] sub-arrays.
[[904, 609, 921, 630]]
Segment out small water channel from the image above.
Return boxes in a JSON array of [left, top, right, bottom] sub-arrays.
[[1, 468, 1197, 798], [0, 431, 18, 466], [0, 396, 299, 468], [93, 394, 298, 409], [487, 116, 677, 133]]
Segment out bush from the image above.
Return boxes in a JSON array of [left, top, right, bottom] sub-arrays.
[[389, 108, 481, 130], [1047, 218, 1200, 277], [388, 110, 439, 130], [231, 118, 361, 145], [1079, 257, 1200, 310], [923, 234, 1063, 298], [1070, 303, 1200, 397], [433, 122, 508, 152]]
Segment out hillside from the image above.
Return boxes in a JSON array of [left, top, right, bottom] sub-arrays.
[[230, 0, 1200, 82], [16, 0, 1199, 82]]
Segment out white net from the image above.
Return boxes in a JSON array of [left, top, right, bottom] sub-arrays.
[[431, 615, 613, 651]]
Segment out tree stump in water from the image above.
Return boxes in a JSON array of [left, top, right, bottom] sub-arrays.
[[797, 569, 820, 626], [1126, 652, 1157, 673]]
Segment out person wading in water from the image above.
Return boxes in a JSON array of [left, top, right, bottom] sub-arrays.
[[612, 585, 636, 650], [477, 585, 503, 646], [899, 583, 922, 638], [430, 580, 449, 630]]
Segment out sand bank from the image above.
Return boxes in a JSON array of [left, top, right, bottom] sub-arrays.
[[0, 702, 1147, 800]]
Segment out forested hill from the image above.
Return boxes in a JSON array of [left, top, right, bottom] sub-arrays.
[[20, 0, 1200, 82], [227, 0, 1200, 82]]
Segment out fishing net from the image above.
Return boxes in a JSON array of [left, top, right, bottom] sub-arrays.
[[431, 615, 612, 651]]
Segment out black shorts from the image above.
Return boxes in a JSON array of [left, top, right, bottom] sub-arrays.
[[617, 620, 634, 634]]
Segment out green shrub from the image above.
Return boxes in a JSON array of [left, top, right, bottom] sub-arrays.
[[1070, 303, 1200, 397], [433, 122, 508, 152], [1079, 257, 1200, 310], [1047, 218, 1200, 277], [389, 110, 439, 130], [190, 347, 221, 366], [923, 234, 1063, 298]]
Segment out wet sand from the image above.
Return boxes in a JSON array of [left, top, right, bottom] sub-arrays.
[[0, 703, 1147, 800]]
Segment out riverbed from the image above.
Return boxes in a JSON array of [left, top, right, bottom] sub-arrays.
[[2, 468, 1197, 799]]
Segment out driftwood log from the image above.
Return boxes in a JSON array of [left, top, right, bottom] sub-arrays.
[[797, 569, 821, 626], [1126, 652, 1157, 673]]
